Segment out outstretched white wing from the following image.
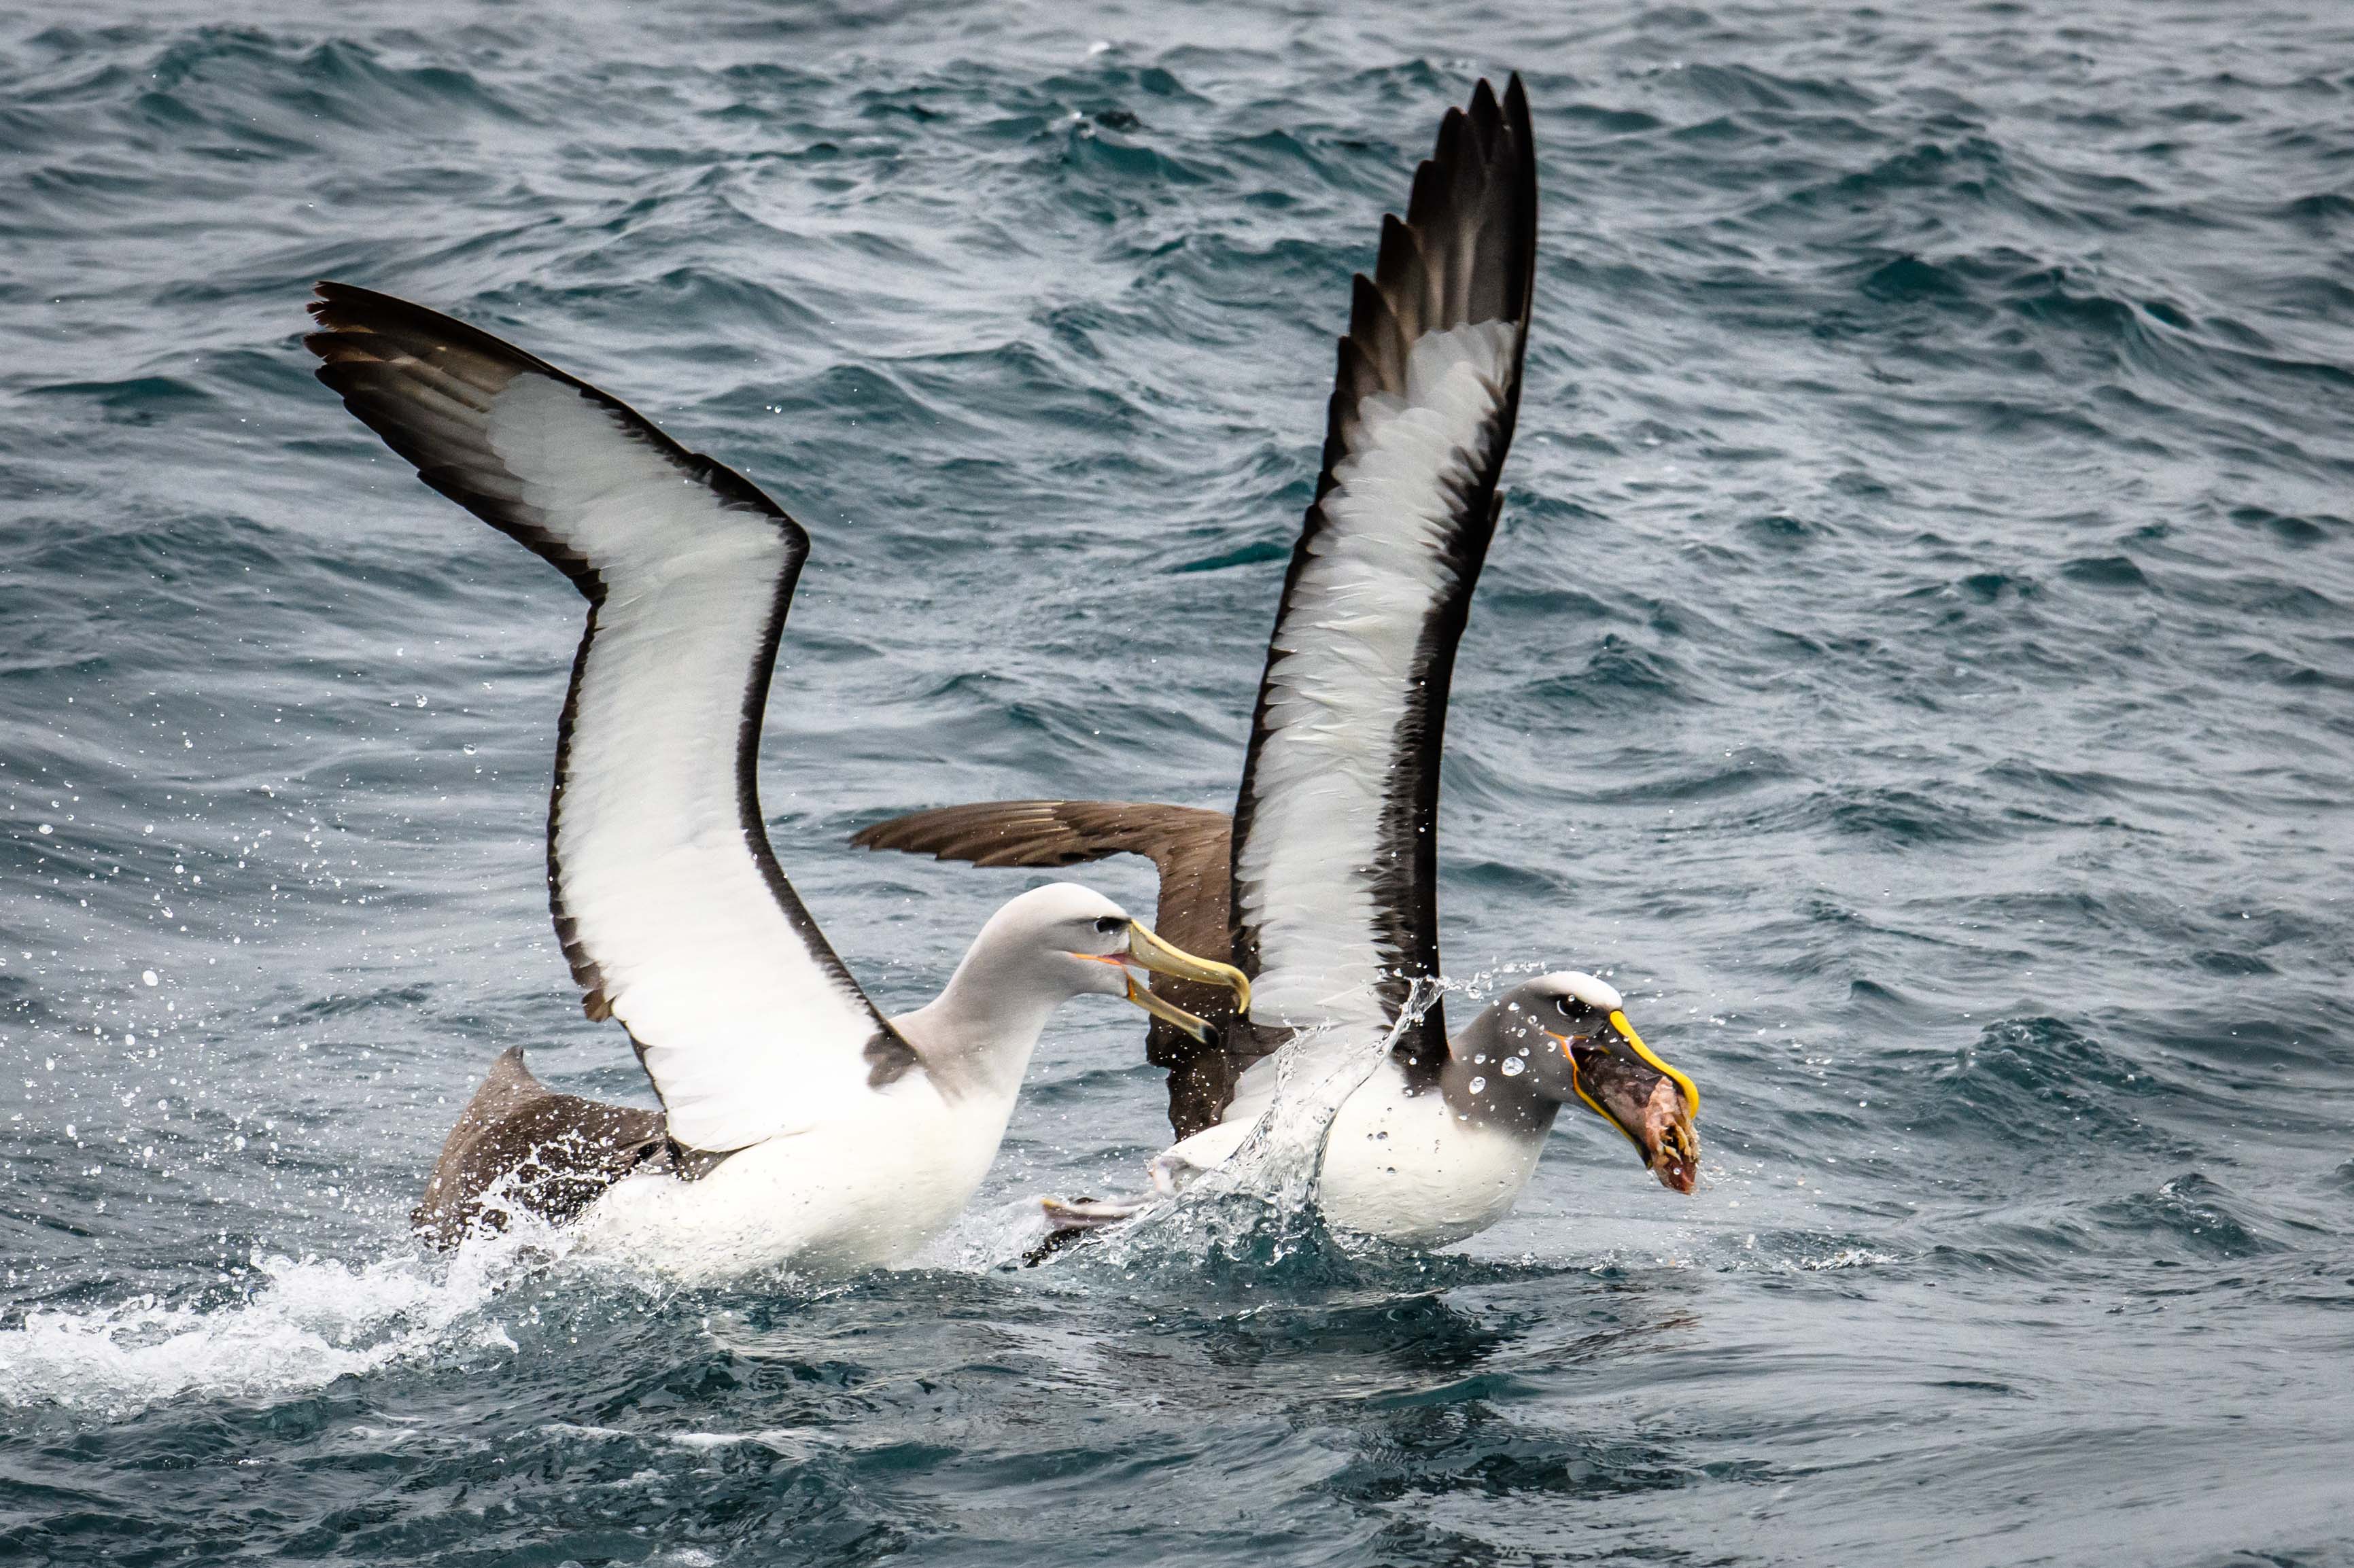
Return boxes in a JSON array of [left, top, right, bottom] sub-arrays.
[[1229, 77, 1539, 1087], [308, 283, 917, 1152]]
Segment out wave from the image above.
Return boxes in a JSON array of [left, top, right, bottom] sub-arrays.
[[0, 1231, 549, 1421]]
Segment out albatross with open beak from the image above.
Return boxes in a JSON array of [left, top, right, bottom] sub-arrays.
[[853, 77, 1702, 1248], [303, 283, 1246, 1279]]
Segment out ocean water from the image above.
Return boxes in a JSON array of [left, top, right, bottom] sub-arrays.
[[3, 0, 2351, 1561]]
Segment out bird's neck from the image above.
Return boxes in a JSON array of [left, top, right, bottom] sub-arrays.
[[1434, 1007, 1561, 1136], [891, 944, 1065, 1108]]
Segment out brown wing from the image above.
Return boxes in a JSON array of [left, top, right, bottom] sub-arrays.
[[851, 801, 1243, 1136], [411, 1047, 669, 1249]]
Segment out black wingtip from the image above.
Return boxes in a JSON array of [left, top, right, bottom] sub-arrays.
[[307, 279, 428, 336], [303, 279, 564, 383], [1351, 73, 1540, 377], [1468, 75, 1502, 128], [1228, 73, 1542, 1086]]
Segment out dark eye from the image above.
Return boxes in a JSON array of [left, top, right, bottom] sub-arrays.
[[1555, 996, 1591, 1022], [1093, 916, 1124, 934]]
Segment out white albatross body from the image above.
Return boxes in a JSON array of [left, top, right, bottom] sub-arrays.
[[1156, 1055, 1547, 1249], [573, 889, 1128, 1278], [305, 284, 1246, 1280], [1315, 1075, 1546, 1247], [575, 1062, 1003, 1278]]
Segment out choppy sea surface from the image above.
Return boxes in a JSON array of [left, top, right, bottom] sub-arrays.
[[3, 1, 2351, 1562]]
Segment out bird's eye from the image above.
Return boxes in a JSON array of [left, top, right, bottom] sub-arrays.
[[1555, 996, 1591, 1022], [1093, 916, 1124, 935]]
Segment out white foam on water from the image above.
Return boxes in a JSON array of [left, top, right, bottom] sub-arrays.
[[1788, 1247, 1901, 1272], [1710, 1240, 1907, 1275], [664, 1426, 831, 1457], [0, 1221, 564, 1421]]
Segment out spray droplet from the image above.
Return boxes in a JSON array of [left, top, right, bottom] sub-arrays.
[[1500, 1056, 1526, 1077]]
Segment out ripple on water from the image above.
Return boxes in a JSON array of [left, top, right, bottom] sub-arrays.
[[3, 3, 2353, 1564], [1903, 1016, 2171, 1153], [2089, 1172, 2287, 1261]]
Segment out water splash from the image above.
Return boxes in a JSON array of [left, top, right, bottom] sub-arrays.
[[0, 1223, 561, 1421], [1081, 976, 1457, 1276]]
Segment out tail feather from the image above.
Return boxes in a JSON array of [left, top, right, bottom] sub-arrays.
[[412, 1047, 668, 1249]]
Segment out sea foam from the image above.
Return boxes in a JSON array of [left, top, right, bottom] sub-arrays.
[[0, 1226, 556, 1420]]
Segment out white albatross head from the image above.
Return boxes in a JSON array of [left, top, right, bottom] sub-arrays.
[[896, 883, 1251, 1102], [961, 883, 1247, 1036]]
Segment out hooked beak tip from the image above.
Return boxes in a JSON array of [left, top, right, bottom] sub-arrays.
[[1122, 920, 1251, 1010], [1122, 975, 1219, 1042]]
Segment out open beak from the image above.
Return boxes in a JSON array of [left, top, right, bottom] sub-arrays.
[[1086, 922, 1251, 1043], [1555, 1012, 1701, 1194]]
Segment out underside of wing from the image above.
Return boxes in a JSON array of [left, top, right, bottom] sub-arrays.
[[307, 281, 915, 1153], [1228, 77, 1538, 1085]]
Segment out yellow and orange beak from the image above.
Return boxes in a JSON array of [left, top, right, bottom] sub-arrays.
[[1552, 1011, 1701, 1194]]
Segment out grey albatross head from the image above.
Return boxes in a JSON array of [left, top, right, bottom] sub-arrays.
[[1450, 973, 1700, 1193]]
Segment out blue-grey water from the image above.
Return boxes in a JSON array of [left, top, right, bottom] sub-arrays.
[[3, 1, 2351, 1562]]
